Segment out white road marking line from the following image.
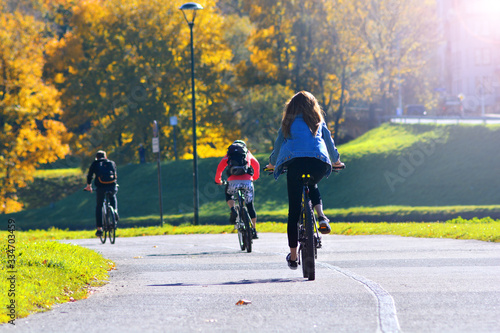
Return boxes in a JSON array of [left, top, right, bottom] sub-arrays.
[[319, 262, 401, 333]]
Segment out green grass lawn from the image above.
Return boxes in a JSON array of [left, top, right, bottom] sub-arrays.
[[3, 123, 500, 230], [0, 237, 114, 324], [19, 217, 500, 242]]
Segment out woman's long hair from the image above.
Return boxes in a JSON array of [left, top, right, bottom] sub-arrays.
[[281, 91, 325, 138]]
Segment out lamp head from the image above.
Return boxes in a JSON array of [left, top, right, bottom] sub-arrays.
[[180, 2, 203, 24]]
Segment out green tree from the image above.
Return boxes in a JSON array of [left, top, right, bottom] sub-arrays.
[[237, 84, 293, 153]]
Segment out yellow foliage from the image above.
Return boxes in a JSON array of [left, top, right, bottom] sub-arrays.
[[0, 9, 69, 213], [121, 132, 134, 145], [2, 198, 24, 214], [54, 73, 65, 84], [42, 0, 235, 164], [196, 129, 237, 158]]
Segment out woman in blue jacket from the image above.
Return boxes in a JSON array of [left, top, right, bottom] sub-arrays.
[[267, 91, 344, 270]]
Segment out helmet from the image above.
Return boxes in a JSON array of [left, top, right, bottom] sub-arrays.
[[233, 140, 246, 147]]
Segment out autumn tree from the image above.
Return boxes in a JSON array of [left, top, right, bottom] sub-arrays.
[[353, 0, 439, 115], [321, 0, 374, 142], [230, 0, 344, 146], [232, 0, 440, 144], [238, 0, 338, 93], [0, 6, 69, 213], [44, 0, 237, 164]]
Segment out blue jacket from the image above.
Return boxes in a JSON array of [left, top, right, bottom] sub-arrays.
[[269, 115, 340, 179]]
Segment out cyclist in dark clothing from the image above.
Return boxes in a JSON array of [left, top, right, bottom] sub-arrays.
[[84, 150, 119, 237]]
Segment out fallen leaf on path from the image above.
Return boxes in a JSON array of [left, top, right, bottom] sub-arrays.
[[133, 256, 143, 259], [236, 299, 251, 305]]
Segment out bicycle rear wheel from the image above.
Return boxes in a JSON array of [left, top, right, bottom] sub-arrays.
[[236, 205, 245, 251], [108, 206, 116, 244], [100, 206, 107, 244], [299, 229, 307, 278], [242, 207, 252, 253], [302, 201, 315, 280]]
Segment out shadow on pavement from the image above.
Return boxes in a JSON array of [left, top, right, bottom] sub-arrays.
[[148, 277, 306, 287]]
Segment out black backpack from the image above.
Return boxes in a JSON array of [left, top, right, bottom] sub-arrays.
[[97, 159, 116, 184], [226, 143, 253, 176]]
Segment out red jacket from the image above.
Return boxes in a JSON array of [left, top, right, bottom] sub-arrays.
[[215, 151, 260, 183]]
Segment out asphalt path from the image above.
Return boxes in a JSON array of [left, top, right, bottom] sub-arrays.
[[2, 233, 499, 333]]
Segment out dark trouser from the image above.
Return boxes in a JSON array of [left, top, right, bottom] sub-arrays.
[[286, 158, 329, 248], [95, 185, 118, 228]]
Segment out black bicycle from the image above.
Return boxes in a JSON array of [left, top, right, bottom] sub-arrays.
[[100, 190, 117, 244], [220, 181, 253, 253], [84, 187, 117, 244], [298, 173, 321, 280]]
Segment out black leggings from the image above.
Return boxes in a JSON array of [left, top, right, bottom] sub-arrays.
[[244, 201, 257, 219], [286, 158, 329, 248]]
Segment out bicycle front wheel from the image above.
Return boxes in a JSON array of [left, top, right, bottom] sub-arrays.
[[237, 223, 245, 251], [107, 206, 116, 244], [303, 201, 315, 280]]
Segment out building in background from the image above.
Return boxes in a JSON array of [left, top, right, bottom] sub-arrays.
[[438, 0, 500, 115]]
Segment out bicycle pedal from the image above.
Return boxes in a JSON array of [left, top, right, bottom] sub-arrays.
[[314, 236, 322, 248]]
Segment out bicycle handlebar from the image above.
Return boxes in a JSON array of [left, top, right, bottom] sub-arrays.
[[83, 183, 119, 192], [263, 164, 345, 174]]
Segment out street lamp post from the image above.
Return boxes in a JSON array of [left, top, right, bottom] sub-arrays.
[[152, 120, 163, 227], [180, 2, 203, 225], [170, 116, 178, 161]]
